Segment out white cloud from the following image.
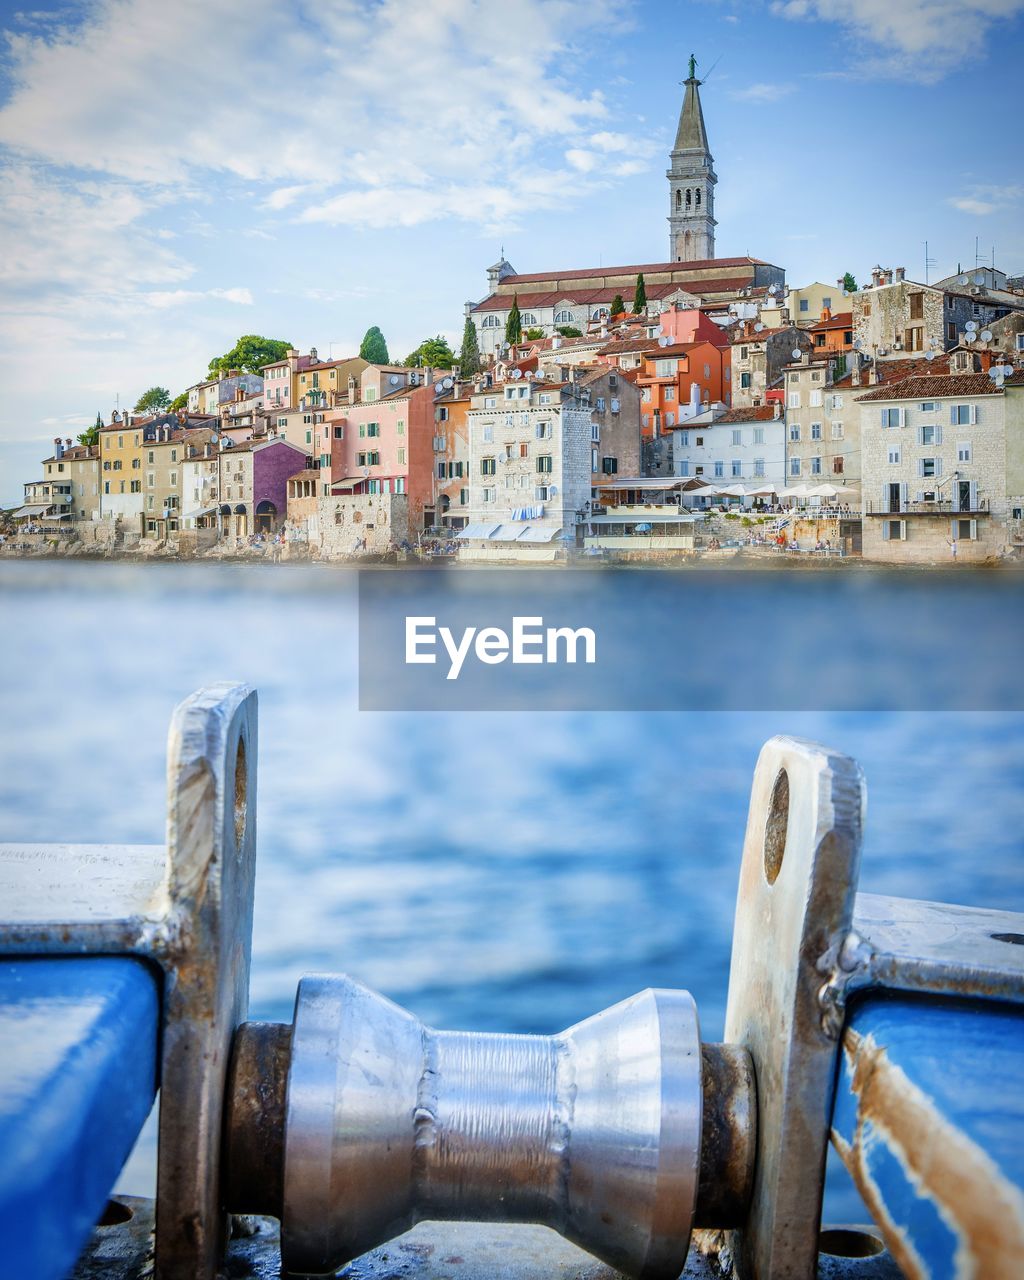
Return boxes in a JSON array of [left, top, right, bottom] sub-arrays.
[[729, 82, 796, 102], [771, 0, 1024, 80], [143, 287, 253, 308], [946, 184, 1022, 216]]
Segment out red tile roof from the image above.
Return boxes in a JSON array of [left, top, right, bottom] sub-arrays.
[[473, 278, 758, 312], [811, 312, 853, 331], [712, 406, 778, 423], [832, 353, 951, 389], [856, 373, 1003, 402], [500, 256, 774, 285]]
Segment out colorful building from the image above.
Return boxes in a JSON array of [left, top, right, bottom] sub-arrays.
[[216, 437, 309, 539]]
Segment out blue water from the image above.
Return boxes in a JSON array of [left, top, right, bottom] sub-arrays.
[[1, 560, 1022, 1223]]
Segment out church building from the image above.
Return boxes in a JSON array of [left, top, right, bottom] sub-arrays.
[[467, 59, 784, 357]]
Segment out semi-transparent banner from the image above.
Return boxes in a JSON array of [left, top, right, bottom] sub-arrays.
[[358, 569, 1024, 711]]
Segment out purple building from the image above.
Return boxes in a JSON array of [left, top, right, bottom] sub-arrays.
[[217, 437, 308, 539]]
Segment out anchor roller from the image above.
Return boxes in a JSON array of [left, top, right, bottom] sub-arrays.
[[224, 974, 756, 1279]]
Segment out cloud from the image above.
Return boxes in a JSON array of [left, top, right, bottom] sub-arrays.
[[946, 184, 1022, 216], [142, 287, 253, 308], [770, 0, 1024, 80], [729, 82, 796, 102]]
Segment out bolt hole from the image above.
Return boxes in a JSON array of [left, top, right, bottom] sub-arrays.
[[763, 767, 790, 885], [234, 736, 247, 854], [992, 932, 1024, 946], [819, 1228, 884, 1259], [98, 1200, 133, 1227]]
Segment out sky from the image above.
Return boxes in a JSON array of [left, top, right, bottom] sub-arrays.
[[1, 0, 1023, 504]]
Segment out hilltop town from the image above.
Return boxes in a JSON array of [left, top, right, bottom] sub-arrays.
[[6, 67, 1024, 566]]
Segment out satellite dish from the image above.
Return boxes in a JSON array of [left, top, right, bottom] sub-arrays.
[[513, 368, 522, 379], [988, 366, 1000, 380], [658, 335, 670, 347], [960, 275, 969, 285], [389, 374, 401, 385], [548, 484, 559, 496], [980, 329, 993, 342], [853, 339, 862, 350], [754, 322, 764, 332], [965, 321, 977, 332], [791, 348, 802, 360], [974, 273, 985, 285], [926, 350, 936, 361]]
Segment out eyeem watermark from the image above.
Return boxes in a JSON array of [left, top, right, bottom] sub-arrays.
[[406, 615, 597, 681]]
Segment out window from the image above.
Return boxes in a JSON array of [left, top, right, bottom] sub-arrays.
[[753, 458, 765, 477], [536, 455, 553, 474], [789, 425, 800, 441], [590, 423, 600, 443], [148, 451, 155, 463], [704, 364, 711, 379], [104, 481, 110, 494], [740, 346, 749, 359], [952, 518, 977, 541], [1016, 334, 1024, 353], [810, 390, 822, 407], [883, 519, 906, 541], [731, 429, 742, 445], [822, 296, 832, 310], [790, 458, 801, 476], [482, 424, 494, 443], [740, 372, 751, 389], [535, 485, 549, 500], [535, 422, 551, 439], [481, 457, 496, 475], [948, 321, 957, 341], [437, 463, 446, 479], [602, 456, 618, 475], [788, 392, 801, 409], [482, 486, 496, 502], [920, 458, 938, 478], [695, 436, 704, 447], [591, 447, 599, 471], [950, 404, 976, 425], [919, 424, 941, 445], [130, 480, 141, 493], [957, 442, 972, 462], [539, 393, 552, 404], [811, 423, 822, 440], [811, 456, 822, 475], [909, 293, 924, 320], [888, 447, 901, 464], [680, 460, 690, 476], [881, 408, 905, 428], [460, 488, 468, 505], [554, 309, 574, 324], [147, 472, 155, 487], [596, 396, 606, 411], [799, 298, 809, 313], [664, 387, 675, 402], [482, 315, 502, 328], [833, 456, 845, 475], [714, 461, 724, 478], [731, 460, 742, 477], [831, 422, 844, 440]]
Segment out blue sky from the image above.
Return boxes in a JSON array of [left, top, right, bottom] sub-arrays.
[[1, 0, 1022, 503]]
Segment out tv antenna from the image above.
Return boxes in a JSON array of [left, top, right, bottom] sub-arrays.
[[923, 241, 937, 286]]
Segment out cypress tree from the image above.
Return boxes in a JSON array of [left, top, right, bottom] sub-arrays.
[[632, 273, 647, 314], [359, 326, 389, 364], [459, 316, 482, 375], [505, 294, 523, 346], [609, 293, 625, 318]]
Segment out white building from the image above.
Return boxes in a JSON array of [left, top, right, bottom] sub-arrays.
[[672, 404, 785, 504], [459, 376, 592, 561]]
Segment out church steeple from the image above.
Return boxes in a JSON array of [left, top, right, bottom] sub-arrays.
[[667, 56, 717, 263]]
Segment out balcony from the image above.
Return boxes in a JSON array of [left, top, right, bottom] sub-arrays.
[[864, 498, 989, 516]]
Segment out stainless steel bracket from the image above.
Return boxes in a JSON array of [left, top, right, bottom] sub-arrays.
[[0, 682, 258, 1280], [723, 735, 1024, 1280]]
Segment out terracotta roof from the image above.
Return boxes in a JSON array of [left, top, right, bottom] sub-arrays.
[[811, 312, 853, 331], [500, 256, 773, 284], [832, 353, 951, 389], [856, 373, 1003, 402], [730, 327, 798, 345], [473, 278, 757, 312], [711, 406, 778, 423]]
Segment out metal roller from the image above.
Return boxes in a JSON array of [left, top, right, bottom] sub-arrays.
[[224, 974, 756, 1279]]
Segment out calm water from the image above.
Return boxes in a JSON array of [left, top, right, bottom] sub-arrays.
[[1, 560, 1022, 1222]]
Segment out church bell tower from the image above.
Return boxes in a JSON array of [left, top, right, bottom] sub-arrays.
[[667, 55, 717, 262]]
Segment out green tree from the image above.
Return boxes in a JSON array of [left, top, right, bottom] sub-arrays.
[[524, 327, 545, 341], [77, 414, 101, 447], [842, 272, 858, 293], [459, 316, 482, 376], [556, 325, 583, 338], [632, 273, 647, 314], [404, 335, 456, 369], [359, 326, 390, 364], [169, 391, 188, 412], [505, 294, 523, 346], [134, 386, 171, 413], [207, 335, 292, 378], [609, 293, 625, 317]]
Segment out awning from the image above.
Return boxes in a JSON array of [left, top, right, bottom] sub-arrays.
[[514, 525, 562, 543], [332, 476, 365, 492], [595, 477, 691, 491], [182, 505, 217, 520], [12, 504, 51, 519], [233, 504, 247, 514], [219, 504, 232, 515], [457, 522, 502, 539]]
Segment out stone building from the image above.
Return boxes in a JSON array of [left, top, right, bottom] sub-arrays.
[[673, 404, 784, 500], [567, 365, 642, 498], [858, 369, 1024, 562], [781, 354, 864, 486], [459, 377, 592, 561], [40, 440, 100, 523], [730, 324, 813, 408]]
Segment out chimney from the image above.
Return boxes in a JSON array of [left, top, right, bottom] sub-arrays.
[[837, 277, 846, 292], [851, 352, 862, 386], [868, 364, 879, 386], [895, 267, 906, 283], [871, 266, 883, 288], [54, 437, 64, 459], [773, 401, 782, 420]]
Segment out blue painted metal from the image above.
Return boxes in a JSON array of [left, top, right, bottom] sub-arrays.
[[831, 993, 1024, 1278], [0, 958, 159, 1280]]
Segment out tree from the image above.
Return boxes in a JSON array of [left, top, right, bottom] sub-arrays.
[[632, 273, 647, 314], [134, 386, 171, 413], [459, 316, 482, 376], [505, 294, 523, 346], [207, 335, 291, 378], [524, 327, 545, 341], [359, 326, 390, 364], [557, 325, 583, 338], [77, 415, 101, 447], [169, 391, 188, 412], [404, 335, 456, 369], [842, 272, 858, 293], [609, 293, 626, 317]]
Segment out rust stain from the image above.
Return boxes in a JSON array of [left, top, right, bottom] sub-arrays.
[[835, 1027, 1024, 1279]]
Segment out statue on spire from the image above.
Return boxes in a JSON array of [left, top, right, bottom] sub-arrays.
[[688, 52, 697, 81]]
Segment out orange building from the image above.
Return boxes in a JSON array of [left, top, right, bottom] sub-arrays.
[[636, 340, 731, 438], [809, 309, 855, 355]]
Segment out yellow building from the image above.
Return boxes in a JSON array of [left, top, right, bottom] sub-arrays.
[[99, 414, 146, 526], [760, 281, 847, 329], [261, 348, 367, 412]]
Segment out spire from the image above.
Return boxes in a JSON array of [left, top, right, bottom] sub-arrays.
[[673, 59, 710, 155]]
